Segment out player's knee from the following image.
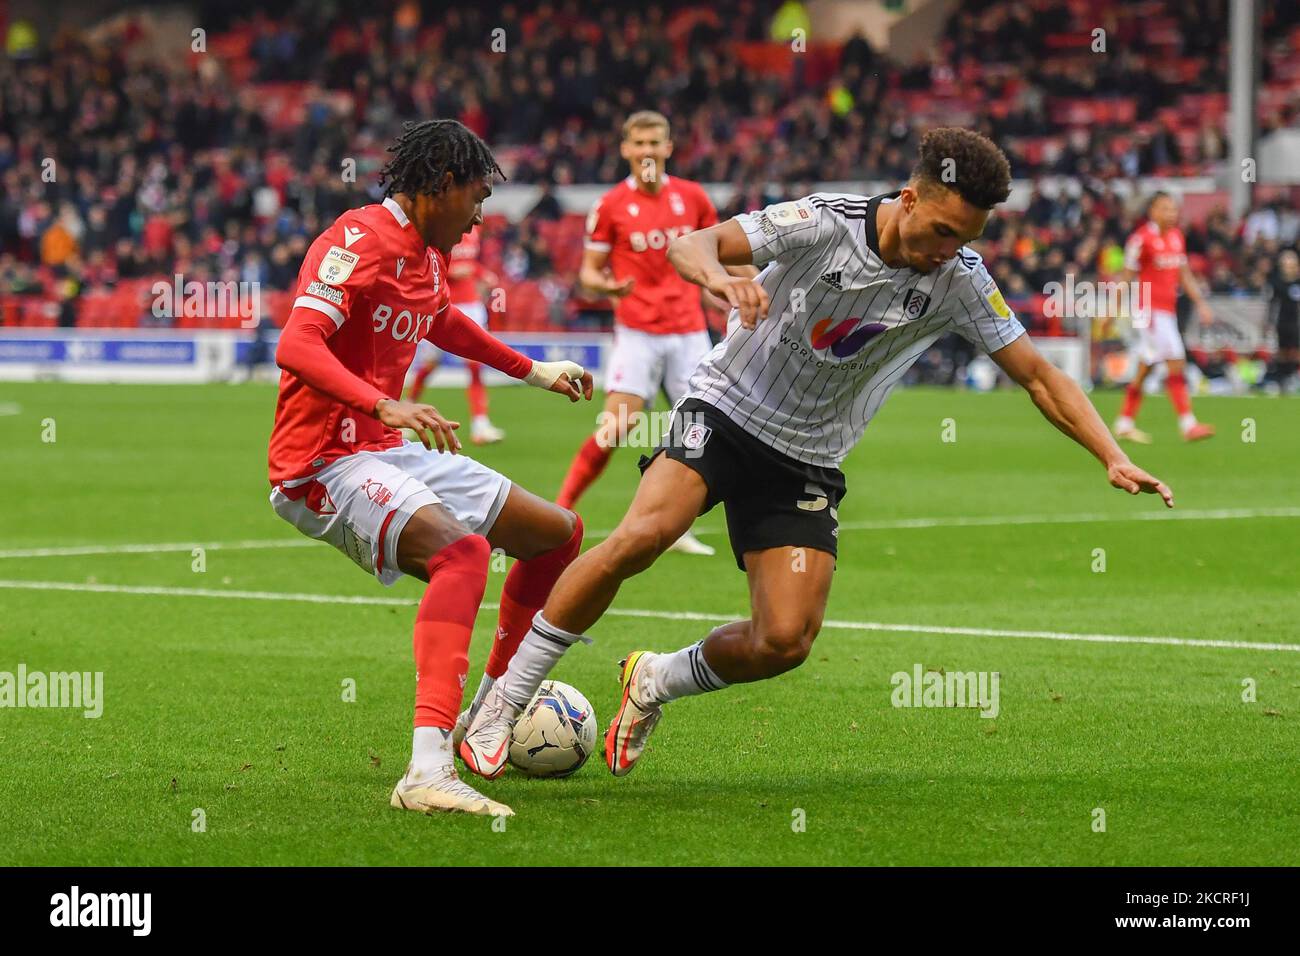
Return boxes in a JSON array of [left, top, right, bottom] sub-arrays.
[[604, 519, 671, 575], [754, 618, 819, 675]]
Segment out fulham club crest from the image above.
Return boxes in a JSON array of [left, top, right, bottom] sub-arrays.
[[681, 422, 712, 450], [903, 289, 931, 320]]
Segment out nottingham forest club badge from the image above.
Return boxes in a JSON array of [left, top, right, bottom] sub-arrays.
[[902, 289, 932, 320]]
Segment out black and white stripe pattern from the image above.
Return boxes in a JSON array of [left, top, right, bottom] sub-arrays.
[[687, 641, 725, 692], [530, 616, 579, 648], [685, 192, 1026, 468]]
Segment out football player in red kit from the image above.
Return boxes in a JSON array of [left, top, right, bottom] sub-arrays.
[[555, 111, 758, 556], [267, 120, 594, 817], [1113, 192, 1215, 443]]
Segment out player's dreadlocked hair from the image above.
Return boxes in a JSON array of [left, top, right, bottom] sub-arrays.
[[910, 128, 1011, 210], [378, 120, 505, 198]]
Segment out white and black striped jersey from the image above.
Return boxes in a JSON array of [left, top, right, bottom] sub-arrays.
[[685, 191, 1027, 468]]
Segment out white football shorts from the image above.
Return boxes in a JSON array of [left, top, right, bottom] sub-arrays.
[[605, 325, 712, 403], [269, 440, 511, 586], [1135, 308, 1186, 365]]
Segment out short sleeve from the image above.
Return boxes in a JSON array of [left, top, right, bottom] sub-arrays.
[[1123, 231, 1145, 272], [947, 257, 1027, 354], [733, 196, 828, 267], [584, 197, 614, 252], [696, 185, 719, 231]]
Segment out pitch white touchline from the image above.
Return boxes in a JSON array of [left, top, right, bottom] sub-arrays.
[[3, 506, 1297, 559], [0, 539, 319, 559], [628, 506, 1300, 537], [0, 579, 1294, 653]]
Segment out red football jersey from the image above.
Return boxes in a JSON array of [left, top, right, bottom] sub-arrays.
[[447, 225, 484, 306], [584, 175, 718, 334], [268, 197, 450, 484], [1124, 221, 1186, 315]]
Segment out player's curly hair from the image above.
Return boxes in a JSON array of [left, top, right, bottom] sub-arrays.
[[910, 127, 1011, 210], [378, 119, 505, 198]]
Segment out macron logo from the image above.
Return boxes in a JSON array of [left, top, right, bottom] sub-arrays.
[[343, 226, 366, 248], [396, 257, 406, 278], [50, 886, 151, 936], [819, 271, 843, 291]]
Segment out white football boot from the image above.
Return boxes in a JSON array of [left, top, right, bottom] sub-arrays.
[[452, 674, 497, 749], [471, 418, 506, 445], [1113, 422, 1153, 444], [389, 763, 513, 817], [604, 651, 664, 777], [667, 530, 715, 556], [458, 681, 523, 780]]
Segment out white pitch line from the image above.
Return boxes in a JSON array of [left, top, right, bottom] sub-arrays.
[[0, 578, 1295, 653], [3, 506, 1297, 560], [0, 539, 319, 559]]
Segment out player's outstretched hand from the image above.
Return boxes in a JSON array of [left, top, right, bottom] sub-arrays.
[[1108, 460, 1174, 508], [706, 273, 770, 329], [525, 359, 594, 403], [374, 398, 461, 453]]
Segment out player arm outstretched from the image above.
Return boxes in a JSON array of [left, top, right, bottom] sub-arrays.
[[427, 304, 594, 403], [991, 335, 1175, 507], [276, 305, 465, 452], [667, 220, 770, 328]]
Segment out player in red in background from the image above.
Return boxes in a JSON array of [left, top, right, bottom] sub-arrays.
[[405, 224, 506, 445], [555, 110, 759, 555], [267, 120, 594, 817], [1113, 192, 1216, 443]]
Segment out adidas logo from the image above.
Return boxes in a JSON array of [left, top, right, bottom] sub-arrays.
[[819, 271, 843, 291]]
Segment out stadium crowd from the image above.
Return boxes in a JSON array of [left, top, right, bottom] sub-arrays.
[[2, 0, 1299, 347]]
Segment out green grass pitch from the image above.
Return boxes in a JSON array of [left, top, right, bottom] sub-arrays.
[[0, 380, 1296, 866]]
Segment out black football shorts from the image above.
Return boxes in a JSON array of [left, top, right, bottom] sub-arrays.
[[638, 398, 846, 571]]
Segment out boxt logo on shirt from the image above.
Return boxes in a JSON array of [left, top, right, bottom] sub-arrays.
[[809, 317, 888, 358]]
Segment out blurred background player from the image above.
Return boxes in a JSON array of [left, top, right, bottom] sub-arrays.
[[1113, 193, 1216, 443], [405, 224, 506, 444], [555, 110, 758, 556], [1263, 249, 1300, 392]]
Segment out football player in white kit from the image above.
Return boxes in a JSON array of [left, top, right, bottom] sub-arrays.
[[459, 128, 1174, 782]]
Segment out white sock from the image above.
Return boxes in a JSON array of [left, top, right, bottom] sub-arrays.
[[499, 612, 586, 709], [1179, 412, 1198, 432], [1114, 415, 1134, 430], [409, 726, 453, 779], [644, 641, 728, 705]]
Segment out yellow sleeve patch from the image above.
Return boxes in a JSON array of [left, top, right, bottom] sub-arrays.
[[986, 288, 1010, 318]]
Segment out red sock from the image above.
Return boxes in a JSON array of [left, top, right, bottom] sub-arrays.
[[1120, 383, 1143, 419], [408, 363, 434, 404], [466, 362, 488, 418], [1166, 373, 1192, 417], [556, 435, 613, 509], [413, 535, 490, 729], [487, 514, 583, 679]]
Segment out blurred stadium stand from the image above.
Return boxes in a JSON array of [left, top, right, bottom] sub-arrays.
[[1, 0, 1298, 386]]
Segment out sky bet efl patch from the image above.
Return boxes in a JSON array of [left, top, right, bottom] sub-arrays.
[[766, 200, 813, 228], [318, 246, 360, 285]]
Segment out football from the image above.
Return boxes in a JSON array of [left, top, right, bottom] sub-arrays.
[[508, 681, 598, 778]]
